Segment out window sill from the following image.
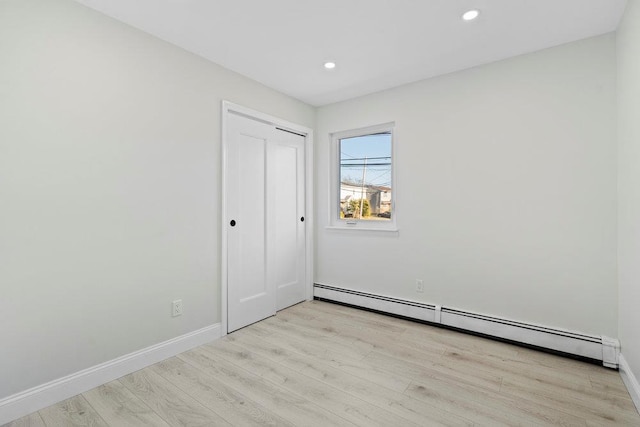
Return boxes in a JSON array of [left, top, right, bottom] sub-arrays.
[[325, 225, 399, 235]]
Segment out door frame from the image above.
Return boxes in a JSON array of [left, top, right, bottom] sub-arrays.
[[221, 101, 314, 335]]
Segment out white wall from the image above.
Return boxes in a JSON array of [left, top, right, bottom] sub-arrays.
[[0, 0, 314, 400], [617, 0, 640, 387], [316, 34, 618, 337]]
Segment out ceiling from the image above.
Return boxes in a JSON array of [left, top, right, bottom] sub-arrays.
[[75, 0, 627, 106]]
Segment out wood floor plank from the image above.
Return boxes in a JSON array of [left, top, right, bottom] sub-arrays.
[[275, 307, 389, 356], [585, 417, 637, 427], [501, 365, 635, 410], [229, 329, 413, 393], [308, 301, 639, 425], [38, 395, 108, 427], [590, 375, 635, 400], [178, 348, 358, 427], [268, 311, 341, 339], [2, 412, 45, 427], [206, 336, 422, 427], [290, 300, 408, 334], [405, 380, 534, 427], [119, 367, 231, 426], [277, 304, 398, 342], [275, 307, 446, 361], [302, 306, 583, 425], [235, 321, 367, 366], [297, 300, 527, 366], [365, 347, 503, 392], [407, 378, 591, 427], [266, 312, 376, 353], [514, 344, 613, 379], [400, 321, 523, 359], [82, 380, 171, 427], [588, 364, 633, 387], [6, 300, 640, 426], [150, 357, 293, 427], [442, 348, 594, 390], [225, 331, 475, 426], [258, 316, 374, 360], [501, 375, 640, 425], [301, 301, 526, 359]]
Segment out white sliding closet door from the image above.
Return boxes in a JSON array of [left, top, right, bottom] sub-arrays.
[[271, 128, 306, 311], [226, 112, 305, 332]]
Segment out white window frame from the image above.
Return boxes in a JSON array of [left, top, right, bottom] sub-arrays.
[[328, 122, 398, 233]]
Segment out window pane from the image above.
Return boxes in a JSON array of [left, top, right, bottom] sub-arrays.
[[339, 132, 392, 221]]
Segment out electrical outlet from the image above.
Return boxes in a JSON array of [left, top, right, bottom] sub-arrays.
[[172, 299, 183, 317], [416, 279, 424, 293]]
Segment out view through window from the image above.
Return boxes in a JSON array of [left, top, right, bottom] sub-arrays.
[[339, 131, 392, 221]]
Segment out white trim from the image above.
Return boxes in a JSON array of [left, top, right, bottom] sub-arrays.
[[305, 126, 315, 302], [331, 122, 395, 141], [221, 103, 229, 337], [0, 324, 221, 426], [620, 354, 640, 414], [329, 122, 397, 232], [315, 284, 436, 322], [221, 101, 315, 334], [601, 336, 620, 368], [313, 283, 619, 366], [434, 305, 442, 323], [325, 226, 399, 234]]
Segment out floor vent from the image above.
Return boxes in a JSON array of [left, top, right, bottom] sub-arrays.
[[313, 283, 619, 368]]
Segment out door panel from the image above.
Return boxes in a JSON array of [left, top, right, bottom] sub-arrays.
[[227, 113, 275, 332], [272, 130, 306, 310], [226, 113, 306, 333], [236, 134, 266, 301]]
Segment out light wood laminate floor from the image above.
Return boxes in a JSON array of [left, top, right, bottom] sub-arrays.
[[6, 300, 640, 426]]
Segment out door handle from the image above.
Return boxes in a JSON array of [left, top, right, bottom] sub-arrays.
[[230, 220, 236, 227], [300, 217, 305, 222]]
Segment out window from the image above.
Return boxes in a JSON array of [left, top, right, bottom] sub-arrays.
[[330, 123, 396, 231]]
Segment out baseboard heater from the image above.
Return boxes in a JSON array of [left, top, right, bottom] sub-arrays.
[[313, 283, 619, 368]]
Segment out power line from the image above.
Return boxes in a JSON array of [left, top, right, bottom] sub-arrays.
[[340, 156, 390, 161], [341, 163, 391, 167], [366, 169, 391, 183]]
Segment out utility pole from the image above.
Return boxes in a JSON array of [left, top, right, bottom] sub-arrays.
[[359, 157, 367, 218]]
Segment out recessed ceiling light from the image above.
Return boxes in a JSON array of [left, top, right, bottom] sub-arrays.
[[462, 9, 480, 21], [324, 62, 336, 70]]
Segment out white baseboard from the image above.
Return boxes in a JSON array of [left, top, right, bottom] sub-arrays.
[[0, 323, 221, 426], [620, 354, 640, 414], [314, 283, 619, 367]]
